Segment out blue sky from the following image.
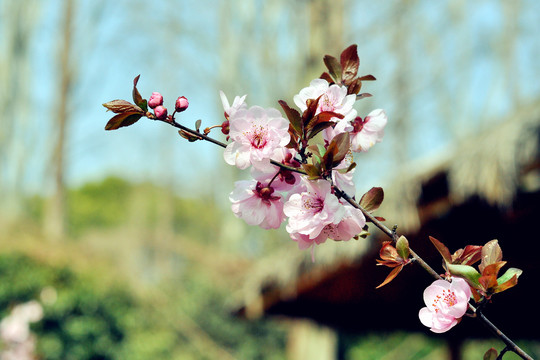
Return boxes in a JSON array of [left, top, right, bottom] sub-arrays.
[[4, 0, 540, 198]]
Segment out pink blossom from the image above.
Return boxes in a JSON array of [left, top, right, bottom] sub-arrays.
[[220, 91, 247, 119], [250, 148, 302, 192], [332, 151, 356, 197], [284, 179, 345, 240], [288, 201, 365, 261], [148, 92, 163, 109], [175, 96, 189, 112], [224, 106, 290, 169], [229, 180, 285, 229], [154, 105, 168, 120], [350, 109, 387, 152], [293, 78, 357, 142], [419, 277, 471, 333]]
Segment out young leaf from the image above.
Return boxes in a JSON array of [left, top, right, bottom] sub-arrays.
[[340, 44, 359, 85], [483, 348, 498, 360], [447, 264, 481, 288], [452, 245, 483, 266], [279, 100, 302, 136], [323, 54, 342, 82], [428, 236, 452, 264], [376, 265, 404, 289], [496, 267, 522, 285], [323, 132, 350, 168], [479, 240, 503, 273], [358, 74, 376, 81], [178, 130, 200, 142], [308, 120, 334, 140], [356, 93, 373, 100], [396, 236, 410, 260], [105, 112, 142, 130], [195, 119, 202, 132], [494, 267, 522, 293], [359, 187, 384, 212], [320, 72, 334, 84], [132, 74, 148, 112], [102, 100, 144, 114], [302, 163, 321, 180]]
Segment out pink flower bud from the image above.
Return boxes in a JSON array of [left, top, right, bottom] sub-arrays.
[[154, 105, 168, 120], [148, 92, 163, 109], [175, 96, 189, 112]]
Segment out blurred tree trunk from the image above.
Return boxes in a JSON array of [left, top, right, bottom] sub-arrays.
[[302, 0, 344, 85], [44, 0, 74, 241], [0, 1, 38, 227], [286, 320, 337, 360]]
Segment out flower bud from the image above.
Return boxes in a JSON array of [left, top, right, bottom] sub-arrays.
[[154, 105, 168, 120], [148, 92, 163, 109], [221, 120, 230, 135], [175, 96, 189, 112]]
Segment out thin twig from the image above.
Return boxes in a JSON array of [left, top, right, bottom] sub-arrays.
[[154, 117, 534, 360]]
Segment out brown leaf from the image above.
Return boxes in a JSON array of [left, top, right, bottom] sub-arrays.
[[132, 75, 148, 111], [319, 72, 334, 84], [452, 245, 483, 266], [479, 240, 503, 273], [279, 100, 302, 137], [105, 112, 142, 130], [429, 236, 452, 263], [103, 99, 144, 114], [323, 54, 342, 82], [359, 187, 384, 213], [340, 45, 359, 85], [376, 265, 404, 289]]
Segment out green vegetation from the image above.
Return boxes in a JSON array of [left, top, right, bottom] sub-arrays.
[[2, 176, 287, 359]]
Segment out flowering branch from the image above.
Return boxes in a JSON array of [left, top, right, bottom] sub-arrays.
[[102, 45, 532, 360]]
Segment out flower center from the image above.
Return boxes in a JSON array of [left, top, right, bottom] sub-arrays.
[[319, 94, 335, 112], [431, 289, 458, 313], [247, 124, 268, 149], [303, 195, 324, 214]]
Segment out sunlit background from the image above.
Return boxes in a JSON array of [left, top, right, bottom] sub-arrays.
[[1, 0, 540, 359]]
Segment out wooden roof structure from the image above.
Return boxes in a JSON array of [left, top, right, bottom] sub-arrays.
[[232, 100, 540, 340]]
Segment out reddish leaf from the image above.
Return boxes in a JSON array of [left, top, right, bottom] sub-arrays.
[[479, 240, 503, 273], [482, 261, 507, 279], [376, 265, 404, 289], [358, 74, 376, 81], [319, 72, 334, 84], [328, 132, 350, 167], [452, 245, 483, 266], [359, 187, 384, 212], [483, 348, 498, 360], [105, 112, 142, 130], [302, 163, 321, 180], [479, 274, 498, 292], [347, 78, 362, 95], [103, 100, 144, 114], [279, 100, 302, 136], [429, 236, 452, 263], [306, 111, 344, 135], [340, 45, 359, 85], [494, 273, 520, 294], [132, 74, 148, 111], [302, 96, 322, 127], [378, 241, 399, 262], [323, 54, 342, 82]]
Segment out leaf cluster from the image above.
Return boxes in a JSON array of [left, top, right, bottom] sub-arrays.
[[429, 237, 522, 301], [320, 44, 376, 97], [102, 75, 147, 130]]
